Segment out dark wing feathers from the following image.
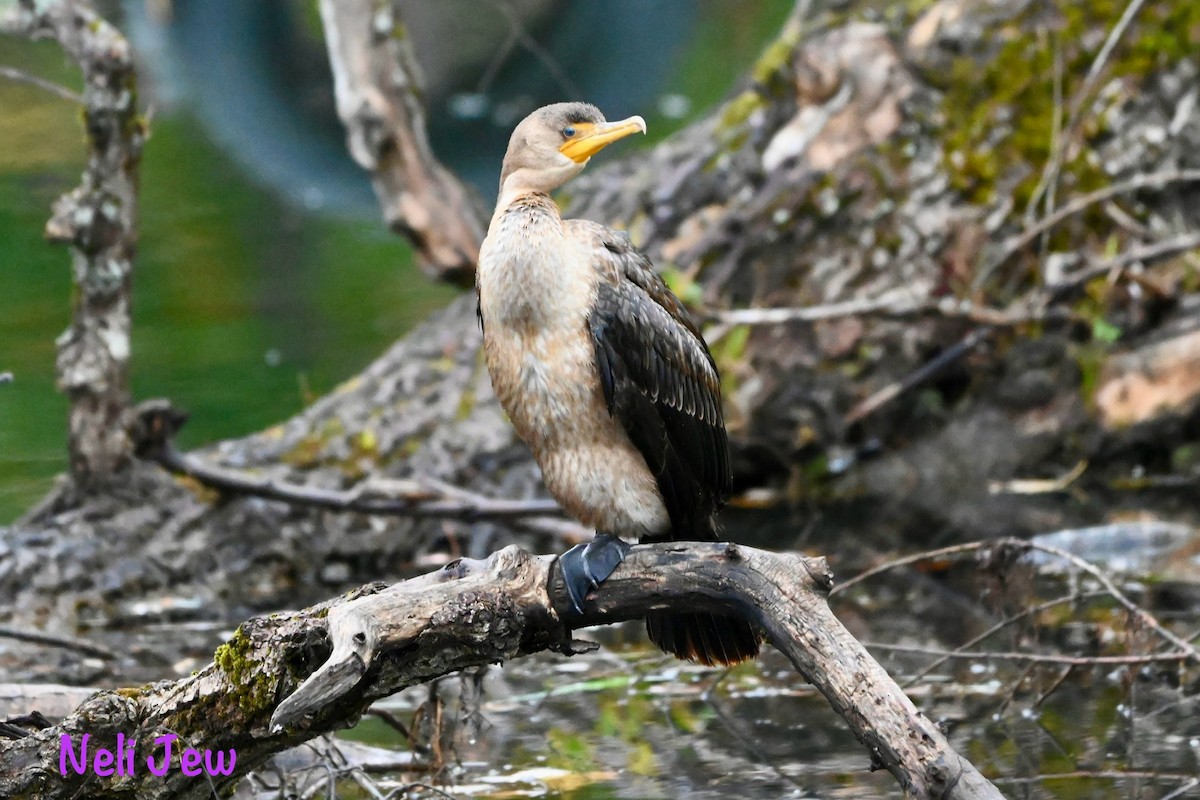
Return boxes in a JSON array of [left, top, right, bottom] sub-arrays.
[[575, 222, 761, 667], [579, 222, 732, 541]]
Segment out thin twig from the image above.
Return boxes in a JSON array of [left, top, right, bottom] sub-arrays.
[[1045, 231, 1200, 298], [989, 459, 1088, 496], [832, 539, 1003, 595], [1029, 29, 1064, 243], [833, 537, 1200, 666], [0, 624, 117, 660], [473, 27, 519, 95], [1159, 777, 1200, 800], [1024, 0, 1149, 223], [996, 770, 1197, 786], [868, 641, 1192, 667], [363, 708, 414, 744], [901, 591, 1109, 688], [0, 65, 81, 103], [712, 288, 926, 325], [154, 442, 564, 523], [710, 292, 1045, 328], [488, 0, 583, 99], [976, 168, 1200, 289], [845, 326, 991, 424], [1030, 539, 1200, 666], [1032, 664, 1075, 709], [700, 671, 809, 793]]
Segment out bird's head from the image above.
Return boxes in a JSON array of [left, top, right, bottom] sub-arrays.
[[498, 102, 646, 200]]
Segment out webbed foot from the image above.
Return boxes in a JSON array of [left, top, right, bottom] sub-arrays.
[[558, 533, 631, 614]]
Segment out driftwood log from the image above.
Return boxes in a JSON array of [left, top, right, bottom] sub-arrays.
[[0, 543, 1002, 800]]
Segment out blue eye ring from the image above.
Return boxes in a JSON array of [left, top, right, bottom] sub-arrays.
[[563, 126, 576, 138]]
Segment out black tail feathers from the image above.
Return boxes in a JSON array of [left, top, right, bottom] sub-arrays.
[[645, 610, 760, 666]]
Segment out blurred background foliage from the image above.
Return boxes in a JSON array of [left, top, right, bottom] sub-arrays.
[[0, 0, 794, 520]]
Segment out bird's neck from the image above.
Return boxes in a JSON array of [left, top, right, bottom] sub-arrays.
[[479, 192, 586, 332], [492, 186, 558, 227], [496, 160, 583, 214]]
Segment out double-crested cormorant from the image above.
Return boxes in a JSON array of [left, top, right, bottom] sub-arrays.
[[476, 102, 761, 666]]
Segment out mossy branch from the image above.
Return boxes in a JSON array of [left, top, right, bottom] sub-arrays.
[[0, 543, 1002, 800]]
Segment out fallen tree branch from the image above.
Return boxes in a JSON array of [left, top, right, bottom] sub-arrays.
[[0, 543, 1002, 799], [129, 400, 572, 527], [0, 626, 115, 662]]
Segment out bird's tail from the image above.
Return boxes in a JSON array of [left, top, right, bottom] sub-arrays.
[[645, 610, 760, 666], [640, 517, 762, 665]]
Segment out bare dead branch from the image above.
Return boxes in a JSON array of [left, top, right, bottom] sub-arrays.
[[13, 0, 144, 490], [0, 543, 1004, 800], [275, 544, 1001, 799], [0, 625, 115, 661], [318, 0, 487, 284], [129, 399, 572, 528]]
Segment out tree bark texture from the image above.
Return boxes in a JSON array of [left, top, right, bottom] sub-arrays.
[[4, 0, 1199, 692], [0, 543, 1003, 800], [15, 0, 144, 492]]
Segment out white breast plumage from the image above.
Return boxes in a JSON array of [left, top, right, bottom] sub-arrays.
[[476, 195, 670, 538]]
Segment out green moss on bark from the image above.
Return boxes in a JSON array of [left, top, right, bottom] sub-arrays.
[[938, 0, 1199, 211], [213, 625, 276, 718]]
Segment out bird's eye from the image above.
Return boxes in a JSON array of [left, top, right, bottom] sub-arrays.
[[562, 126, 576, 138]]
